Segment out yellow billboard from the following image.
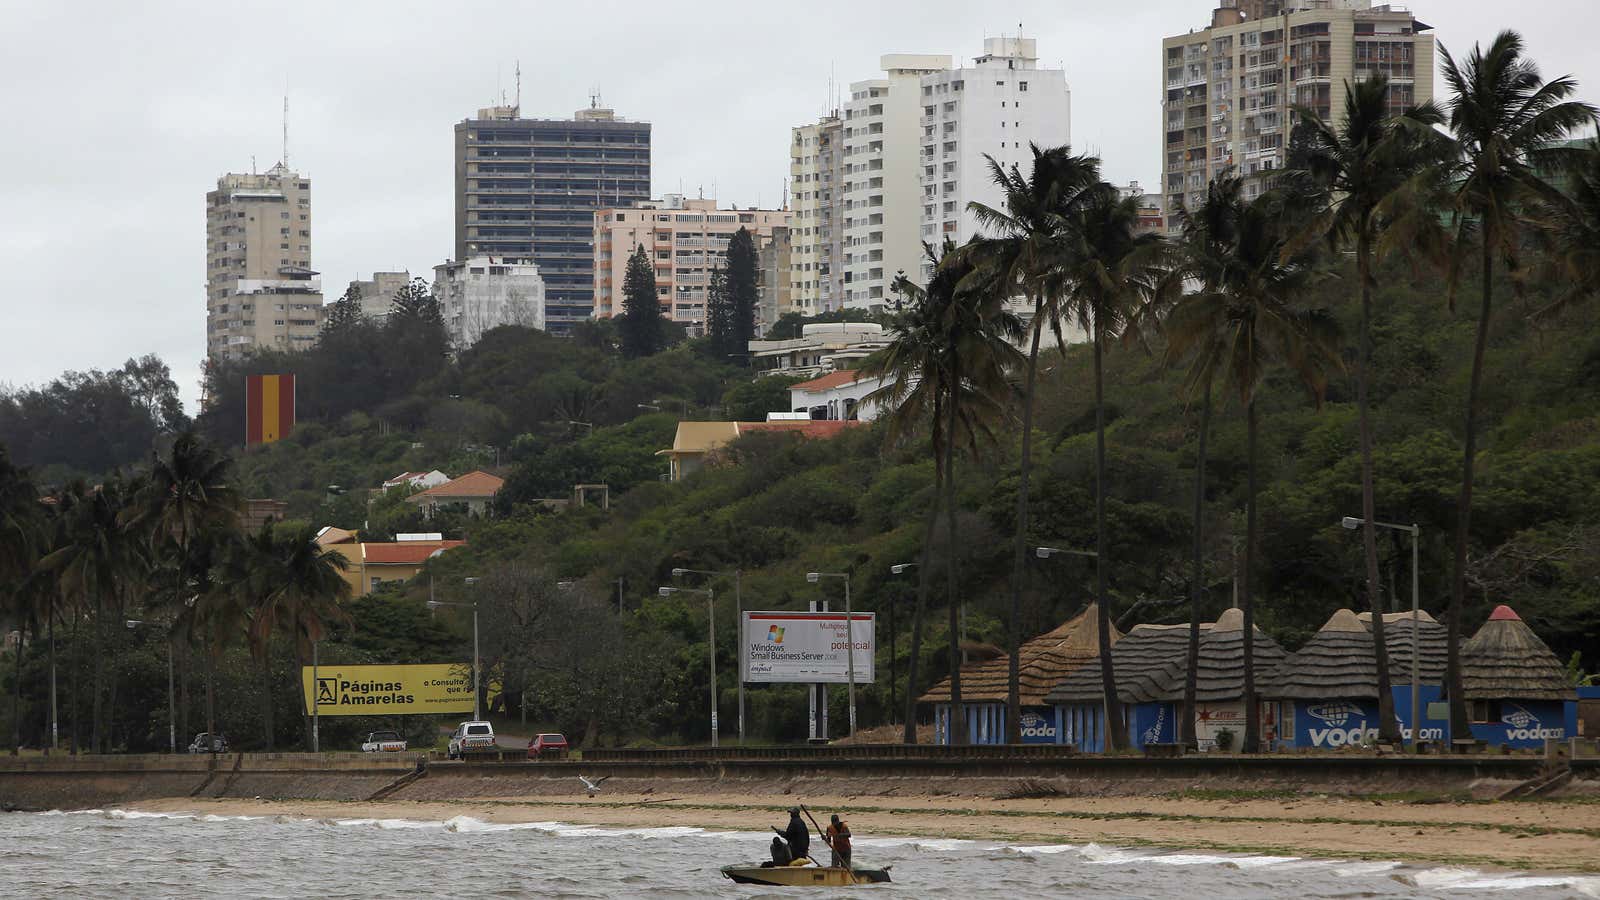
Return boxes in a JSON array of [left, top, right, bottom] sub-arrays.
[[300, 664, 475, 716]]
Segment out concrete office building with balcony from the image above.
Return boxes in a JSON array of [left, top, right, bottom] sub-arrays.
[[591, 195, 790, 330], [789, 113, 845, 314], [343, 271, 412, 321], [1161, 0, 1434, 230], [841, 54, 952, 312], [916, 38, 1071, 279], [205, 163, 324, 359], [454, 101, 651, 332]]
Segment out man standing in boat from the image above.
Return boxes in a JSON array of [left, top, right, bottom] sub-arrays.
[[826, 814, 852, 869], [782, 807, 810, 862]]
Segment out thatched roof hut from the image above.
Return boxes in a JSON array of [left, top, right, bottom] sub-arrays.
[[1043, 623, 1211, 706], [1356, 610, 1450, 683], [1461, 605, 1575, 701], [1263, 609, 1377, 700], [918, 604, 1117, 705], [1149, 607, 1286, 702]]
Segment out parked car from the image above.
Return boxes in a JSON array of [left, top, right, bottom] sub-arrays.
[[446, 721, 496, 758], [361, 730, 408, 752], [526, 733, 569, 759], [187, 732, 228, 753]]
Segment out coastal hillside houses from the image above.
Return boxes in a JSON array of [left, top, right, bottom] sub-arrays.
[[748, 322, 890, 378], [404, 470, 504, 518], [786, 370, 888, 423], [1046, 622, 1212, 753], [656, 420, 863, 482], [919, 605, 1116, 746], [315, 527, 466, 596]]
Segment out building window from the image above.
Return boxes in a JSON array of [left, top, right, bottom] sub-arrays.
[[1019, 81, 1028, 91]]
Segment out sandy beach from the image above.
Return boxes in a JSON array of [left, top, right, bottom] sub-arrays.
[[126, 790, 1600, 875]]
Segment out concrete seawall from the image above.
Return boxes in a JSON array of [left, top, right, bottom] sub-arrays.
[[3, 752, 1595, 811]]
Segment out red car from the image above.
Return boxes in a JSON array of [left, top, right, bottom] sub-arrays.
[[526, 733, 569, 759]]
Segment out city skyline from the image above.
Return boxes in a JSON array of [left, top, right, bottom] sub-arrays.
[[2, 0, 1595, 412]]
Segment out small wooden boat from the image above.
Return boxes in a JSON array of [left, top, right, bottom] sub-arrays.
[[720, 862, 892, 886]]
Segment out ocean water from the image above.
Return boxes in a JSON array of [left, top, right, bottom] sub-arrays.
[[1, 809, 1597, 898]]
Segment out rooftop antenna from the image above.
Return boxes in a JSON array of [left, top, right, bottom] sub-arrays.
[[515, 59, 521, 111], [282, 94, 289, 169], [590, 85, 602, 109]]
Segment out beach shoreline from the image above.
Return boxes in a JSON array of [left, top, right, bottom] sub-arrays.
[[120, 790, 1600, 875]]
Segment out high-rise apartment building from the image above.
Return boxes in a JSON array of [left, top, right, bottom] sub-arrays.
[[205, 163, 325, 360], [1162, 0, 1434, 228], [591, 195, 790, 330], [454, 101, 651, 333], [841, 54, 952, 311], [757, 225, 793, 332], [917, 38, 1071, 280], [789, 114, 845, 314], [432, 256, 546, 347]]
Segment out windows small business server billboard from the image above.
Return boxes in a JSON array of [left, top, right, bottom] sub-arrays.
[[742, 611, 875, 684]]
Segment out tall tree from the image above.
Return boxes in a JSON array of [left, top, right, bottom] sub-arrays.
[[0, 448, 43, 754], [1532, 139, 1600, 318], [1439, 31, 1597, 738], [724, 228, 761, 354], [705, 265, 733, 357], [1162, 183, 1342, 753], [963, 144, 1104, 742], [619, 245, 665, 359], [1057, 189, 1172, 751], [863, 239, 1023, 745], [1289, 75, 1450, 745], [322, 284, 367, 335], [125, 432, 241, 751]]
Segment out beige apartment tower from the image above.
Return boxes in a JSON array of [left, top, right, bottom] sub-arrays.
[[205, 163, 325, 359], [1161, 0, 1434, 229], [592, 196, 791, 330], [789, 114, 844, 315]]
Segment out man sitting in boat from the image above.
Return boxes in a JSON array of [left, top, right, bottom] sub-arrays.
[[826, 814, 852, 869], [762, 835, 793, 868], [783, 808, 810, 863]]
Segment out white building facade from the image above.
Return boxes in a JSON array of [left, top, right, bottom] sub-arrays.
[[432, 255, 546, 348], [918, 38, 1071, 279], [841, 54, 952, 312]]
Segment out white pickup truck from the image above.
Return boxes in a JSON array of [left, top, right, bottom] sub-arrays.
[[360, 730, 408, 752], [446, 721, 496, 758]]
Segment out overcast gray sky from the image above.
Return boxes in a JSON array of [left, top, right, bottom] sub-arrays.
[[2, 0, 1595, 413]]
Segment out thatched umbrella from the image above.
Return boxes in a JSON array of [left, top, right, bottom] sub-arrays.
[[1151, 607, 1287, 702], [1044, 623, 1209, 706], [1461, 605, 1575, 701], [919, 603, 1115, 706], [1263, 608, 1376, 700]]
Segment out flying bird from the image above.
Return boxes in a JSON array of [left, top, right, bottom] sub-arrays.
[[578, 774, 611, 797]]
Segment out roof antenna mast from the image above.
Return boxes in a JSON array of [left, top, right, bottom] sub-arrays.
[[515, 59, 522, 112], [282, 93, 289, 170]]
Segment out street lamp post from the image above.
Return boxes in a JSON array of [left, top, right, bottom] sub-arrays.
[[888, 563, 918, 726], [428, 596, 481, 721], [125, 619, 176, 754], [808, 572, 856, 739], [1342, 516, 1422, 749], [659, 586, 717, 746], [673, 568, 742, 743]]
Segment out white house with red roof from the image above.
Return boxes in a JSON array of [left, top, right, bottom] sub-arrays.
[[786, 369, 889, 422], [405, 470, 505, 518]]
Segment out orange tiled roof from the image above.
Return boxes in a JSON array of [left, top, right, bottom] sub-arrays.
[[362, 540, 465, 565], [408, 470, 504, 500]]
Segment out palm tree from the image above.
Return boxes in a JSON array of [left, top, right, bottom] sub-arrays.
[[125, 432, 240, 751], [862, 239, 1023, 744], [1289, 75, 1450, 745], [1163, 183, 1343, 752], [1439, 32, 1597, 737], [1055, 189, 1172, 751], [1532, 139, 1600, 318], [1, 448, 44, 754], [230, 523, 350, 750], [963, 145, 1103, 743], [38, 479, 148, 752]]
